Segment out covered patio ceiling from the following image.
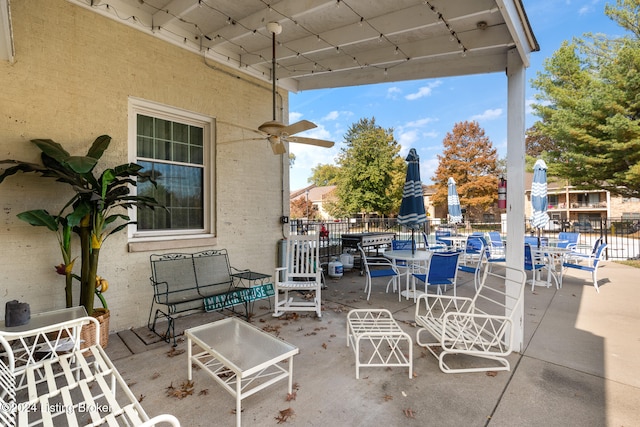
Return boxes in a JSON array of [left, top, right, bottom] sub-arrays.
[[59, 0, 538, 92]]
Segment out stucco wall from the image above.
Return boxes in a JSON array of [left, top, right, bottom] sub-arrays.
[[1, 0, 289, 331]]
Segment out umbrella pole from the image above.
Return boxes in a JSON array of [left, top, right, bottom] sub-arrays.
[[411, 229, 415, 254]]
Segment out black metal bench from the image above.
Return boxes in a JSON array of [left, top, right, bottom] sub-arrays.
[[148, 249, 271, 345]]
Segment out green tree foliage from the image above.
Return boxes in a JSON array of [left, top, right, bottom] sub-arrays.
[[308, 164, 340, 186], [332, 118, 404, 217], [530, 0, 640, 198], [431, 121, 499, 221]]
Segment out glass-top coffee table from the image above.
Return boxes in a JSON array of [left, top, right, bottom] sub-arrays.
[[186, 318, 299, 427]]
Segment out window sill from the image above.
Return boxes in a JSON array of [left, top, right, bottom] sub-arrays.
[[128, 235, 217, 252]]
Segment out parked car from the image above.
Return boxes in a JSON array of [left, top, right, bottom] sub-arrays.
[[573, 221, 593, 232], [528, 219, 561, 232]]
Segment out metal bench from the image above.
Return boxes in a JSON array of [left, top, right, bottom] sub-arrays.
[[0, 314, 179, 426], [148, 249, 273, 345], [414, 266, 526, 374]]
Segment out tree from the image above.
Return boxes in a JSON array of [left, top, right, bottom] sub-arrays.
[[332, 118, 404, 217], [431, 121, 499, 220], [290, 196, 317, 219], [530, 0, 640, 198], [308, 164, 340, 186]]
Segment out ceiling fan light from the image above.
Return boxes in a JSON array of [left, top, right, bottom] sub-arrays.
[[266, 22, 282, 35], [258, 120, 285, 135]]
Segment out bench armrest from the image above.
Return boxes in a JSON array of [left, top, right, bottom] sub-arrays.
[[415, 293, 474, 321], [441, 311, 513, 354]]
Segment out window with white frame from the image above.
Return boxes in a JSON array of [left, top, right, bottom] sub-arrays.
[[129, 98, 214, 238]]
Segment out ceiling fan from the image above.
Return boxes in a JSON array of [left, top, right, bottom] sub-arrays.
[[252, 22, 334, 155]]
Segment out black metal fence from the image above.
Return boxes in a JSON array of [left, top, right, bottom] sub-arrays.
[[289, 217, 640, 262]]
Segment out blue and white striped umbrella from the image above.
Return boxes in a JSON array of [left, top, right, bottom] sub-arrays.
[[447, 177, 463, 224], [531, 159, 550, 229], [398, 148, 427, 230]]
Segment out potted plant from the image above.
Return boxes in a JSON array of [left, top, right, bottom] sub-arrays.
[[0, 135, 161, 345]]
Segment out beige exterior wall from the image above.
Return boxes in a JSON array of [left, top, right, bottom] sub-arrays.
[[0, 1, 288, 331]]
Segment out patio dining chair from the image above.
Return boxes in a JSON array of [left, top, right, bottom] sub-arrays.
[[421, 232, 446, 252], [357, 244, 400, 301], [273, 234, 322, 317], [458, 236, 488, 289], [411, 251, 461, 301], [557, 232, 580, 250], [525, 243, 548, 291], [562, 241, 608, 292], [488, 231, 506, 257], [435, 229, 452, 249], [391, 239, 417, 288]]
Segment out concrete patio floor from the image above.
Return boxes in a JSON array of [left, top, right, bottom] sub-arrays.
[[105, 261, 640, 426]]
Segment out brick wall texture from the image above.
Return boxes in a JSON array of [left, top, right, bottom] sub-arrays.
[[1, 0, 290, 331]]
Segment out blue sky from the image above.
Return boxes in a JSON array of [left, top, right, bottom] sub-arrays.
[[288, 0, 625, 191]]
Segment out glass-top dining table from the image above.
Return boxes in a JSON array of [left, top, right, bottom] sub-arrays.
[[383, 250, 433, 300]]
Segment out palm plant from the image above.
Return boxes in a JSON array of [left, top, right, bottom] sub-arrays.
[[0, 135, 161, 315]]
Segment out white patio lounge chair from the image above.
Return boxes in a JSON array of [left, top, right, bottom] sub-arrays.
[[274, 234, 323, 317], [414, 265, 526, 374]]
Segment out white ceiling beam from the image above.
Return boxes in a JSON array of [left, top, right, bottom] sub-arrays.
[[289, 51, 508, 91]]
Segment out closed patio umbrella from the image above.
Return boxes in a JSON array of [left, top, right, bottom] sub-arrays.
[[447, 177, 463, 224], [398, 148, 427, 254], [531, 159, 549, 246]]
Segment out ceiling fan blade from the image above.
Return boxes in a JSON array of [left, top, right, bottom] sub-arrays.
[[283, 120, 317, 136], [270, 141, 286, 155], [287, 136, 334, 148]]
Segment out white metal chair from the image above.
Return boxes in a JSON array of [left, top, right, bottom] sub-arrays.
[[274, 234, 322, 317], [458, 236, 487, 289], [557, 231, 580, 250], [357, 244, 399, 300], [562, 241, 608, 292], [422, 231, 446, 252], [525, 243, 548, 291], [488, 231, 506, 257]]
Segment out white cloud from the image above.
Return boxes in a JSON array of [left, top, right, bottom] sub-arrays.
[[405, 81, 442, 100], [387, 87, 402, 99], [289, 111, 303, 122], [404, 117, 435, 128], [470, 108, 503, 121], [322, 111, 340, 121], [398, 130, 419, 148]]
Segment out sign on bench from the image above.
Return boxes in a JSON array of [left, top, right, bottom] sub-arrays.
[[204, 283, 275, 311]]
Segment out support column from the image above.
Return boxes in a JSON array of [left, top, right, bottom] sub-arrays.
[[506, 48, 526, 352]]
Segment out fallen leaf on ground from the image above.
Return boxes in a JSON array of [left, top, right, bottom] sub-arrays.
[[166, 380, 195, 399], [403, 408, 416, 418], [275, 407, 295, 423], [383, 394, 393, 401], [166, 347, 185, 357], [486, 371, 498, 377], [286, 391, 297, 401]]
